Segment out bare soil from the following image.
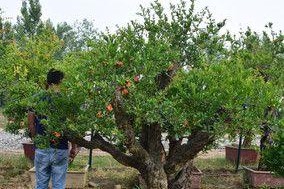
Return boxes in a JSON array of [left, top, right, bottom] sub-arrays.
[[197, 149, 225, 159]]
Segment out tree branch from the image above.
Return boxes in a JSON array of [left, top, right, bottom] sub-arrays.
[[165, 130, 214, 174], [167, 135, 183, 160], [155, 63, 181, 90], [65, 131, 143, 170]]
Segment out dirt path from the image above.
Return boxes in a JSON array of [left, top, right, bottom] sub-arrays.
[[198, 149, 225, 159]]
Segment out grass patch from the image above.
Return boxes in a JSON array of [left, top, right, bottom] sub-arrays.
[[68, 155, 89, 171], [0, 154, 32, 186], [194, 157, 235, 171], [0, 155, 31, 175], [194, 157, 244, 189], [68, 155, 125, 171], [92, 155, 125, 169], [76, 155, 138, 188], [90, 166, 138, 188]]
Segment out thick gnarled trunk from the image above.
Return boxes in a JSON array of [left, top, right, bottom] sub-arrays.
[[139, 123, 168, 188], [140, 163, 168, 189], [66, 121, 214, 189], [168, 161, 193, 189], [139, 160, 196, 189], [66, 126, 213, 189]]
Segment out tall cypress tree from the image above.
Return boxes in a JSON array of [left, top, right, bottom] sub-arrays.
[[16, 0, 43, 37]]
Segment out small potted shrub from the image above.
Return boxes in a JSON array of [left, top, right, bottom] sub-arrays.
[[243, 120, 284, 188], [225, 132, 260, 164], [20, 126, 35, 162]]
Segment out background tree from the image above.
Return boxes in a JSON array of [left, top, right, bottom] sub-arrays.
[[0, 9, 13, 55], [0, 9, 14, 106], [54, 19, 98, 59], [228, 25, 284, 148], [15, 0, 43, 38], [1, 26, 62, 133], [9, 0, 97, 57]]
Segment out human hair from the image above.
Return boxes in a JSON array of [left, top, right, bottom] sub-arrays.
[[46, 68, 64, 86]]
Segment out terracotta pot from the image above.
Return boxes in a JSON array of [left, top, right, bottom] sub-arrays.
[[243, 166, 284, 188], [22, 142, 35, 161], [225, 145, 259, 164]]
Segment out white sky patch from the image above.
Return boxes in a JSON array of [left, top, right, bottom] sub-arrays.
[[0, 0, 283, 34]]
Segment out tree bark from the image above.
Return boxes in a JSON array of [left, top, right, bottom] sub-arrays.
[[140, 162, 168, 189], [140, 122, 166, 163], [65, 131, 143, 170], [155, 63, 180, 90], [168, 161, 194, 189], [165, 130, 214, 175], [113, 88, 150, 162]]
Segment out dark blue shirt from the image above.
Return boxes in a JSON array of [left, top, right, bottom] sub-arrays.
[[34, 94, 68, 150]]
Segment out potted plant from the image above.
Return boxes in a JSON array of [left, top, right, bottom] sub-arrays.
[[19, 125, 35, 162], [225, 130, 260, 164], [243, 109, 284, 188], [224, 24, 284, 166], [243, 131, 284, 188], [3, 114, 36, 162]]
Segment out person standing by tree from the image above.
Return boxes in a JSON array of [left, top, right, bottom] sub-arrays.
[[28, 68, 78, 189]]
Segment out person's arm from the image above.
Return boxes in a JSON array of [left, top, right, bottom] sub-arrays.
[[27, 111, 36, 138]]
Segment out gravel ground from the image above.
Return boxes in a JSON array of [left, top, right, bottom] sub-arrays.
[[0, 128, 110, 156], [0, 128, 30, 152]]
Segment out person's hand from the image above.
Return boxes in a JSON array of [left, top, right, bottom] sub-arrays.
[[69, 146, 78, 163], [70, 147, 77, 158]]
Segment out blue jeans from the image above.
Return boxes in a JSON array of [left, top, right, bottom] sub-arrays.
[[34, 148, 69, 189]]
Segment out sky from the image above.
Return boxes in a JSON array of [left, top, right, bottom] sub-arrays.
[[0, 0, 283, 34]]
